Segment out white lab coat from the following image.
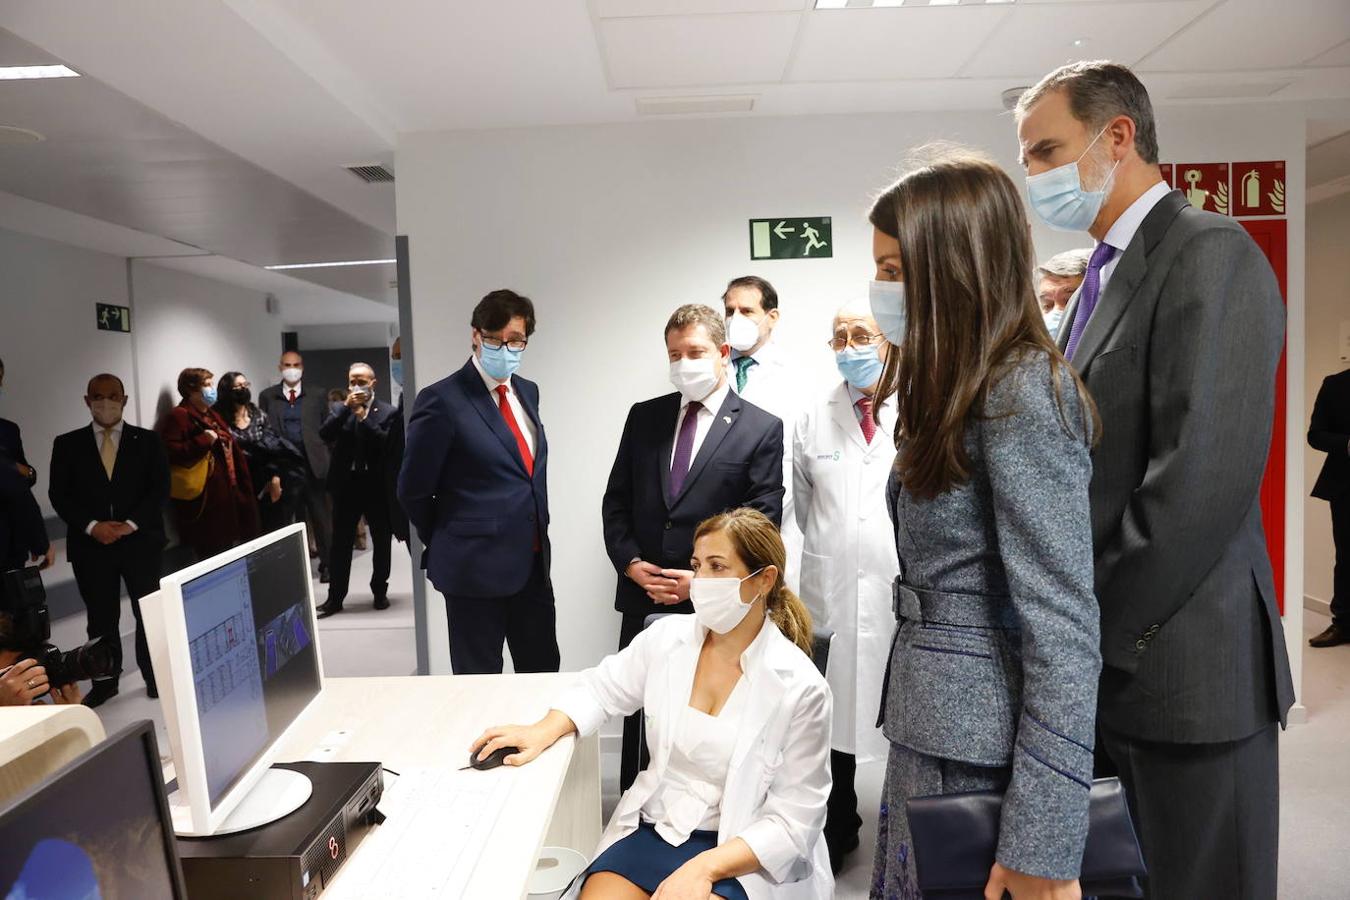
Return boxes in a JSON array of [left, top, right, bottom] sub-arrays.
[[733, 339, 805, 595], [555, 615, 834, 900], [793, 382, 899, 763]]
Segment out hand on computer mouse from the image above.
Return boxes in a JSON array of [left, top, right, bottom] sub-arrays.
[[466, 745, 520, 771], [469, 711, 579, 769]]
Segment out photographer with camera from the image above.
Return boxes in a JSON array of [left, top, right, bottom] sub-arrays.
[[0, 358, 56, 575], [49, 374, 169, 708], [0, 610, 82, 707]]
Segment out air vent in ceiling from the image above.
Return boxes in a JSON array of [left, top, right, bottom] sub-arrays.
[[637, 95, 756, 117], [344, 163, 395, 183]]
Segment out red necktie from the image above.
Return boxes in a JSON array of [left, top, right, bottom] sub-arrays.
[[496, 385, 534, 476], [857, 396, 877, 445], [288, 389, 297, 405]]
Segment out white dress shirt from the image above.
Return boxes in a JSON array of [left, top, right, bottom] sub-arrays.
[[844, 383, 888, 424], [472, 353, 537, 456], [87, 419, 137, 534], [641, 679, 749, 843], [670, 379, 731, 469], [1097, 180, 1172, 296], [281, 380, 303, 401]]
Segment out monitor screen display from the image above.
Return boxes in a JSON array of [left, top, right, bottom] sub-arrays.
[[0, 723, 185, 900], [179, 529, 320, 808]]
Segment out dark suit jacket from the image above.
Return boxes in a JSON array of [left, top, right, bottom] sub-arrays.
[[319, 400, 396, 495], [0, 418, 48, 568], [1310, 369, 1350, 502], [259, 383, 331, 480], [398, 359, 549, 598], [1059, 188, 1294, 742], [602, 389, 784, 617], [385, 394, 410, 542], [48, 423, 169, 566]]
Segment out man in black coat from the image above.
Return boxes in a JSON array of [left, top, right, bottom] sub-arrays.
[[48, 374, 169, 708], [258, 350, 332, 582], [0, 358, 53, 574], [1309, 367, 1350, 647], [317, 363, 396, 618], [601, 303, 784, 789]]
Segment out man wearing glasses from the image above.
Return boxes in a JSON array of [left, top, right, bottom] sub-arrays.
[[792, 299, 900, 873], [398, 289, 560, 674]]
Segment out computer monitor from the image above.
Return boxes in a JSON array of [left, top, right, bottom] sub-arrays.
[[0, 721, 189, 899], [142, 523, 325, 837]]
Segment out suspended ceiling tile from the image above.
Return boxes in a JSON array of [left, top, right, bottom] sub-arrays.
[[600, 12, 802, 89], [1139, 0, 1350, 72], [593, 0, 808, 17]]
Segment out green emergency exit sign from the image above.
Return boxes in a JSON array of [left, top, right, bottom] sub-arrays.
[[96, 303, 131, 333], [749, 217, 832, 260]]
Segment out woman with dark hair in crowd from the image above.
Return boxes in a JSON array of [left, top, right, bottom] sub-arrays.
[[157, 367, 259, 561], [213, 371, 305, 535]]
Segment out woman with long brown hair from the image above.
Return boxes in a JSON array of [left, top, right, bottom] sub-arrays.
[[866, 148, 1102, 900], [473, 507, 833, 900]]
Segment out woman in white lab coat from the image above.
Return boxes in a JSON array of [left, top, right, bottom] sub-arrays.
[[792, 300, 900, 874], [471, 508, 833, 900]]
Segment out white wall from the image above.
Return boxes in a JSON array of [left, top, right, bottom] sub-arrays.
[[1305, 191, 1350, 609], [0, 226, 285, 519], [396, 104, 1308, 693]]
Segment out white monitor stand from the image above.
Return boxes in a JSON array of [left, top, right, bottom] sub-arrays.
[[170, 767, 313, 837]]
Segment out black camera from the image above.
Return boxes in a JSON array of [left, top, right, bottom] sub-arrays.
[[1, 566, 119, 686]]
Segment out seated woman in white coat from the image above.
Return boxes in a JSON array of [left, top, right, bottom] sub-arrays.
[[792, 299, 900, 874], [471, 507, 833, 900]]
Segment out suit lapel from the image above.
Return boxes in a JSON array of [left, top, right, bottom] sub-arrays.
[[658, 395, 679, 506], [1072, 190, 1190, 374], [458, 360, 529, 476], [110, 426, 136, 481], [512, 376, 546, 473], [672, 390, 739, 505], [828, 385, 867, 453]]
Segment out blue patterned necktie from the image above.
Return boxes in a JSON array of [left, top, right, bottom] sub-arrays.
[[1064, 242, 1119, 362], [733, 356, 757, 393]]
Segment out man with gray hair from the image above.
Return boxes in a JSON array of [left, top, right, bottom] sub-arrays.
[[1036, 248, 1092, 338], [601, 303, 785, 790], [1018, 60, 1291, 898]]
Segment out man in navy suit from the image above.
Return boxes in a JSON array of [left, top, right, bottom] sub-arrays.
[[0, 358, 53, 574], [317, 363, 397, 618], [48, 374, 169, 707], [398, 290, 560, 675], [602, 303, 785, 788]]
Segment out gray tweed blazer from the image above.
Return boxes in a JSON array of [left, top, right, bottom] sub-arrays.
[[882, 349, 1102, 879]]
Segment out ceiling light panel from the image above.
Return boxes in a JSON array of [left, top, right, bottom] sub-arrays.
[[0, 64, 79, 79], [600, 12, 801, 89], [793, 4, 1012, 81], [961, 0, 1209, 79]]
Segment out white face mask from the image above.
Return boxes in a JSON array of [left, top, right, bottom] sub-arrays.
[[669, 357, 720, 403], [281, 367, 302, 385], [690, 567, 765, 634], [869, 280, 906, 346], [89, 399, 123, 427], [726, 313, 760, 353]]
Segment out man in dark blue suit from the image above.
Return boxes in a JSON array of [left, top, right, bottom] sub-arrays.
[[0, 358, 53, 574], [48, 374, 169, 707], [398, 290, 560, 675], [602, 303, 785, 788], [317, 362, 397, 618]]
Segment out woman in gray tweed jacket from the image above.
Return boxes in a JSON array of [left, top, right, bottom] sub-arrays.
[[866, 149, 1103, 900]]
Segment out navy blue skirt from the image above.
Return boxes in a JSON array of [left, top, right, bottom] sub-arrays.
[[580, 821, 749, 900]]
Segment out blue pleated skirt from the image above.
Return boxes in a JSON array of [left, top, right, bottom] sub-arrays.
[[580, 821, 750, 900]]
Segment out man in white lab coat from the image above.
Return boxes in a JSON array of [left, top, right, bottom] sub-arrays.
[[793, 299, 900, 874], [723, 276, 804, 592]]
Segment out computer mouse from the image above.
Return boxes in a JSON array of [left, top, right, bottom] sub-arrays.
[[468, 746, 519, 771]]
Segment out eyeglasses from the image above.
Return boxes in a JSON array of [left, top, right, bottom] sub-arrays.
[[480, 335, 528, 352], [827, 332, 885, 351]]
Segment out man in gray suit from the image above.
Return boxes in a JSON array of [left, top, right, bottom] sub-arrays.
[[1017, 62, 1294, 899], [258, 350, 332, 582]]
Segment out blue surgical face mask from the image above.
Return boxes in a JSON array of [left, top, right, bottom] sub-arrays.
[[201, 386, 218, 406], [1025, 125, 1120, 233], [869, 280, 906, 346], [389, 358, 403, 387], [835, 345, 884, 390], [479, 342, 523, 382]]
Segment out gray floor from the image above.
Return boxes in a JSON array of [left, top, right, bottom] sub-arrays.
[[51, 546, 1350, 897]]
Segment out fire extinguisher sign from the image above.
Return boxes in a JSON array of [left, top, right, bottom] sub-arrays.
[[1232, 161, 1286, 217]]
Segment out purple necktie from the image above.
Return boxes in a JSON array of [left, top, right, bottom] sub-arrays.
[[1064, 242, 1118, 362], [669, 401, 702, 499]]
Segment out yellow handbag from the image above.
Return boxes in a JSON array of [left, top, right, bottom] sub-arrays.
[[169, 453, 212, 501]]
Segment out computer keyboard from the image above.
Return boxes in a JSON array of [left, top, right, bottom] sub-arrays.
[[322, 766, 514, 899]]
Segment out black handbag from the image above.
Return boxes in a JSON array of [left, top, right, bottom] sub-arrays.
[[905, 776, 1146, 899]]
